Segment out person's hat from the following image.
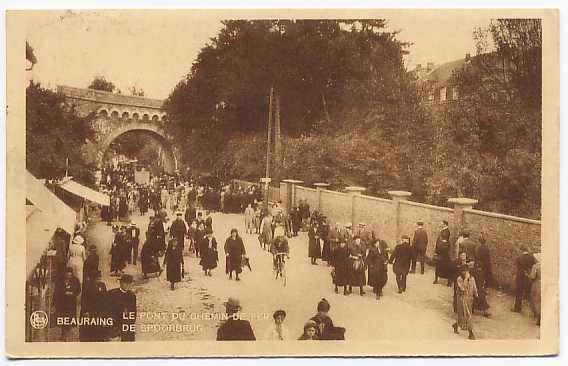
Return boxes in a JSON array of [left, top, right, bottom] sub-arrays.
[[304, 320, 317, 331], [358, 222, 366, 227], [72, 236, 84, 245], [176, 211, 183, 216], [224, 297, 241, 310], [120, 274, 134, 283], [131, 222, 136, 226], [89, 244, 97, 251], [417, 221, 424, 226], [273, 310, 287, 319], [157, 209, 168, 219], [345, 222, 352, 228]]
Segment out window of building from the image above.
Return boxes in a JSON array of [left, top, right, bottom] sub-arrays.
[[440, 87, 447, 102]]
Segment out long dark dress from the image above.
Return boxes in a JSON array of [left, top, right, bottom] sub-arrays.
[[224, 236, 246, 274], [308, 227, 322, 259], [80, 279, 108, 341], [109, 242, 124, 273], [435, 228, 452, 279], [140, 240, 161, 275], [366, 246, 388, 290], [320, 224, 331, 261], [164, 243, 183, 283], [349, 243, 367, 286], [332, 246, 350, 286], [83, 253, 100, 281], [199, 237, 218, 270]]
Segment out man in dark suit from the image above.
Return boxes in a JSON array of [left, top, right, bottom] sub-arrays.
[[434, 220, 452, 285], [184, 204, 196, 227], [107, 274, 137, 341], [410, 221, 429, 274], [513, 245, 536, 313], [216, 297, 256, 341], [390, 235, 413, 293]]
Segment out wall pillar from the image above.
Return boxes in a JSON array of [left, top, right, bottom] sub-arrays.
[[388, 191, 412, 245], [448, 197, 478, 237], [313, 183, 330, 213], [281, 179, 303, 212], [345, 186, 366, 229]]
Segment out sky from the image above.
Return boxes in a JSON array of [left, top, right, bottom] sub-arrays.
[[26, 10, 492, 100]]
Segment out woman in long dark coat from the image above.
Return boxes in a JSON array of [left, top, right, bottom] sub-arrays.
[[224, 229, 246, 281], [308, 223, 322, 265], [348, 237, 367, 295], [80, 270, 108, 341], [163, 238, 183, 290], [199, 230, 218, 276], [53, 267, 81, 341], [366, 239, 389, 300], [320, 221, 331, 265], [332, 240, 350, 295]]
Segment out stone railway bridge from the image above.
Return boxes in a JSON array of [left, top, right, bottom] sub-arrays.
[[58, 85, 178, 173]]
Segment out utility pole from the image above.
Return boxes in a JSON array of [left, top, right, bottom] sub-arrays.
[[274, 87, 281, 166], [262, 86, 275, 210]]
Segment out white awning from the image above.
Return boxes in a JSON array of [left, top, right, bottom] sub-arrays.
[[26, 171, 76, 234], [58, 179, 110, 206], [26, 205, 58, 278]]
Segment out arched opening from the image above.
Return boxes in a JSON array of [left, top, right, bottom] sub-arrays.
[[102, 128, 177, 175], [132, 112, 140, 120], [142, 113, 150, 122], [111, 110, 119, 119], [122, 111, 130, 120], [99, 109, 109, 117], [151, 114, 159, 122]]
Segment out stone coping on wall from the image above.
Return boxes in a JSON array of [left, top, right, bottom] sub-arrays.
[[321, 189, 348, 197], [400, 199, 454, 213], [296, 186, 317, 192], [464, 208, 541, 225], [359, 194, 391, 204], [58, 85, 164, 110]]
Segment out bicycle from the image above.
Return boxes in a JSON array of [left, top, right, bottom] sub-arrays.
[[274, 252, 288, 287]]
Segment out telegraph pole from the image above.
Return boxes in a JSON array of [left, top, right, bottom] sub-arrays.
[[262, 86, 274, 210]]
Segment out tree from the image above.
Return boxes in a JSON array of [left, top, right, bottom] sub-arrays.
[[88, 75, 116, 92], [26, 81, 96, 186], [26, 41, 37, 71], [425, 19, 542, 218]]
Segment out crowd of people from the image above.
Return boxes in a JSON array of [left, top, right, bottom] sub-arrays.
[[49, 165, 541, 342]]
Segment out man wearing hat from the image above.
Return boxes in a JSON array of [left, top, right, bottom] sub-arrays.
[[389, 235, 413, 293], [216, 297, 256, 341], [127, 222, 141, 265], [513, 245, 536, 313], [107, 274, 137, 341], [80, 270, 108, 342], [410, 221, 429, 274]]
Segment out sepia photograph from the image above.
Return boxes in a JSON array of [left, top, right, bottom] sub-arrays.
[[4, 7, 559, 358]]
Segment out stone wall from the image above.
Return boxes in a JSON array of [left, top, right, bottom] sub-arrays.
[[294, 186, 318, 210], [463, 209, 541, 290], [320, 190, 351, 225], [233, 178, 542, 291], [399, 201, 454, 258]]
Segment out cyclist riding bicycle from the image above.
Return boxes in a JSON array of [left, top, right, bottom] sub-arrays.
[[270, 225, 290, 270]]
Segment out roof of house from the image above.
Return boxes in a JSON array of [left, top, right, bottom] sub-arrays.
[[423, 58, 467, 86]]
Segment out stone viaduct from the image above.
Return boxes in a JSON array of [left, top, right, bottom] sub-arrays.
[[58, 85, 178, 173]]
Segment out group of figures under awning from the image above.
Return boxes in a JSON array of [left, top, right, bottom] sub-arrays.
[[25, 171, 110, 280]]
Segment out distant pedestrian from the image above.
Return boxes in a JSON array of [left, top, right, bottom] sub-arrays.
[[107, 274, 137, 341], [410, 221, 428, 274], [366, 239, 389, 300], [163, 238, 183, 290], [433, 220, 452, 286], [390, 235, 412, 294], [53, 267, 81, 341], [68, 235, 87, 285], [332, 239, 350, 295], [79, 270, 108, 342], [244, 204, 255, 234], [347, 236, 366, 296], [199, 229, 218, 276], [529, 253, 541, 326], [452, 265, 478, 340], [224, 229, 246, 281], [513, 245, 536, 313], [308, 223, 322, 265]]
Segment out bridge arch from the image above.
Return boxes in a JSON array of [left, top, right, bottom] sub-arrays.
[[101, 123, 178, 173]]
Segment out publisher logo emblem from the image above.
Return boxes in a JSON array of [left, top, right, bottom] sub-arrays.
[[30, 311, 49, 329]]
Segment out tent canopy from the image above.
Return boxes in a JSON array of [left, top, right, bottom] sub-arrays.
[[26, 171, 76, 234], [26, 205, 58, 278], [58, 179, 110, 206]]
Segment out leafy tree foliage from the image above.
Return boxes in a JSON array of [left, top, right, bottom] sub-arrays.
[[88, 75, 116, 92], [26, 81, 96, 185]]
